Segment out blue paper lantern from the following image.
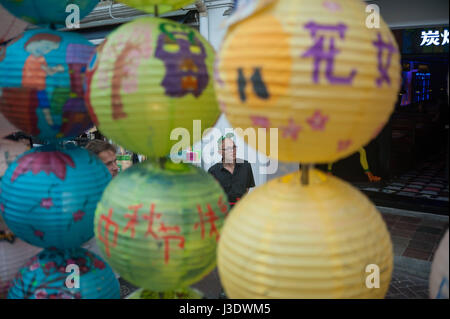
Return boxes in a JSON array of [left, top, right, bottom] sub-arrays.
[[0, 0, 98, 26], [7, 247, 120, 299], [0, 28, 95, 142], [0, 144, 111, 249]]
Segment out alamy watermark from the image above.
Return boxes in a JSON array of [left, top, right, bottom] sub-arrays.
[[366, 4, 380, 29], [65, 4, 81, 29], [65, 264, 80, 289], [169, 120, 279, 174]]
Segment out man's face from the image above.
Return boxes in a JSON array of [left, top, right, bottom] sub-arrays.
[[221, 138, 236, 164], [98, 150, 119, 177]]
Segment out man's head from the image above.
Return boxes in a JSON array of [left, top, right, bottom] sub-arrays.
[[218, 133, 236, 164], [85, 140, 119, 177]]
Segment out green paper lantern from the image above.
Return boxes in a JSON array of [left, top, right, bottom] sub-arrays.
[[126, 287, 204, 299], [94, 160, 229, 291], [118, 0, 195, 15], [85, 17, 220, 158]]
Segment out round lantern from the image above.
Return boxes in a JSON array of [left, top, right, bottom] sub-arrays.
[[126, 287, 204, 299], [214, 0, 401, 163], [0, 4, 28, 43], [217, 169, 393, 298], [7, 247, 120, 299], [0, 28, 95, 141], [119, 0, 195, 14], [94, 160, 229, 291], [1, 144, 111, 249], [0, 138, 28, 177], [0, 0, 98, 26], [429, 229, 449, 299], [0, 225, 41, 298], [85, 17, 220, 158]]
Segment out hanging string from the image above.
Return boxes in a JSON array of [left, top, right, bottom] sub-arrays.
[[300, 164, 311, 186], [159, 157, 167, 169]]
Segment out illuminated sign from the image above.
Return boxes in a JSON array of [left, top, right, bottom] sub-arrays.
[[420, 29, 449, 46]]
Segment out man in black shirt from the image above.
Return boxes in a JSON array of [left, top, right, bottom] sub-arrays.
[[208, 133, 255, 207]]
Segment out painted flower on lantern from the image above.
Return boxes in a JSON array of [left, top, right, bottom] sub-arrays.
[[94, 259, 106, 270], [307, 110, 329, 131], [337, 139, 352, 152], [73, 210, 85, 222], [155, 22, 209, 98], [29, 263, 40, 271], [33, 229, 44, 240], [40, 198, 53, 209], [282, 119, 302, 141], [34, 289, 47, 299], [11, 151, 75, 182], [250, 115, 271, 129]]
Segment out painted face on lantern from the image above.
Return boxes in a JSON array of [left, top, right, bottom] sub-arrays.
[[155, 23, 209, 98]]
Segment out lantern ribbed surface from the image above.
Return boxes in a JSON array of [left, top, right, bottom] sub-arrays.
[[0, 233, 42, 298], [215, 0, 401, 163], [126, 287, 203, 299], [0, 0, 98, 26], [119, 0, 195, 14], [94, 160, 229, 291], [1, 144, 111, 249], [85, 17, 220, 157], [429, 229, 449, 299], [217, 169, 393, 299], [0, 29, 95, 141], [7, 248, 120, 299]]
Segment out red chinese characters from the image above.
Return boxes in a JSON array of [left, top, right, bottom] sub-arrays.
[[97, 208, 119, 258], [195, 203, 220, 242]]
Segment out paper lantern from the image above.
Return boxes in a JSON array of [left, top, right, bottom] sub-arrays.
[[119, 0, 195, 14], [0, 4, 28, 43], [7, 247, 120, 299], [85, 17, 219, 157], [0, 0, 98, 26], [0, 138, 28, 177], [217, 169, 393, 298], [126, 287, 204, 299], [94, 160, 229, 291], [429, 229, 449, 299], [0, 28, 95, 141], [0, 227, 42, 298], [215, 0, 401, 163], [1, 144, 111, 249]]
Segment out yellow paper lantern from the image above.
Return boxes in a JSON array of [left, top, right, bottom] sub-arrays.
[[217, 169, 393, 298], [118, 0, 195, 14], [85, 17, 219, 157], [215, 0, 401, 163]]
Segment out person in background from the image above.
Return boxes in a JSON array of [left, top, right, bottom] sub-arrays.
[[208, 133, 255, 208], [85, 139, 119, 178]]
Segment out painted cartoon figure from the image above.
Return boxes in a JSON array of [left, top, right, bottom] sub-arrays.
[[22, 33, 65, 128], [155, 22, 209, 98]]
